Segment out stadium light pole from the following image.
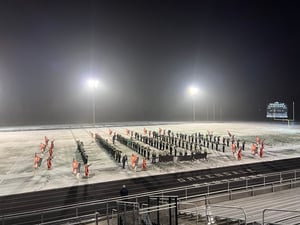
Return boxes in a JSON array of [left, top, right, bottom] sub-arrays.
[[87, 79, 99, 125], [188, 85, 199, 121]]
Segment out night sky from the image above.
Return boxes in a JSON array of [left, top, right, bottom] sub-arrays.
[[0, 0, 299, 125]]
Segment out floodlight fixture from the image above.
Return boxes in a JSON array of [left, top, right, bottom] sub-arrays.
[[87, 79, 99, 89], [188, 86, 199, 97]]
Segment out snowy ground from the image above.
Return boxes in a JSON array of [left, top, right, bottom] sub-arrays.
[[0, 121, 300, 196]]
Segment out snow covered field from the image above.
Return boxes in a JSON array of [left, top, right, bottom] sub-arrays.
[[0, 121, 299, 196]]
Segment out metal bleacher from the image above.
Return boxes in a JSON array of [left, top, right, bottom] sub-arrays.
[[2, 169, 300, 225], [208, 187, 300, 223], [179, 181, 300, 224]]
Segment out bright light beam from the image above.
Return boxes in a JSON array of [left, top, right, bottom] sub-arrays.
[[87, 78, 100, 125], [188, 86, 199, 96], [87, 79, 100, 89], [188, 85, 199, 121]]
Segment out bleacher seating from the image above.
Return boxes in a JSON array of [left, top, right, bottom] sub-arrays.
[[178, 185, 300, 224]]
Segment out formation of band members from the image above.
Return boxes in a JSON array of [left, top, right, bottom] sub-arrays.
[[34, 136, 55, 172], [32, 127, 266, 178], [32, 135, 91, 178], [74, 140, 90, 177], [96, 127, 265, 165]]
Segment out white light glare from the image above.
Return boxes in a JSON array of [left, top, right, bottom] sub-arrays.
[[87, 79, 99, 89], [188, 86, 199, 96]]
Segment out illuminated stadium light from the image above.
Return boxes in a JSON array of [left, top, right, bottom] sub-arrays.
[[188, 86, 199, 96], [87, 79, 99, 89], [87, 78, 100, 125], [187, 85, 200, 121]]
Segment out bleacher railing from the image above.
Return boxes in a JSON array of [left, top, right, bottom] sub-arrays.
[[205, 204, 247, 225], [262, 208, 300, 225], [1, 169, 300, 225]]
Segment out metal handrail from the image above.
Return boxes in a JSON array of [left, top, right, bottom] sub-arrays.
[[1, 169, 299, 224], [2, 180, 298, 220], [178, 172, 300, 202], [182, 179, 300, 206], [178, 180, 300, 203], [206, 204, 247, 225], [178, 202, 199, 225], [262, 208, 300, 225], [2, 179, 298, 222], [139, 203, 177, 214], [40, 212, 100, 225]]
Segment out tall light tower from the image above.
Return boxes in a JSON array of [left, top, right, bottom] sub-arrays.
[[87, 79, 99, 125], [188, 85, 199, 121]]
